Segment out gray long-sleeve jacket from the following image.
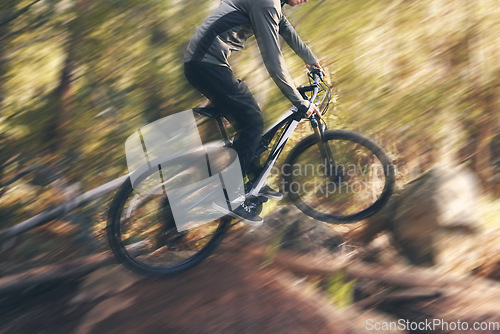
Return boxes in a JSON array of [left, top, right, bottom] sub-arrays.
[[184, 0, 317, 112]]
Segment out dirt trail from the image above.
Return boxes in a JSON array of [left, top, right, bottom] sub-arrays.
[[0, 240, 363, 334]]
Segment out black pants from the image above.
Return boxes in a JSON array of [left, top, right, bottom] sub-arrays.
[[184, 61, 264, 176]]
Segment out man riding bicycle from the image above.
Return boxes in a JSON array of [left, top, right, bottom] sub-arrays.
[[184, 0, 323, 225]]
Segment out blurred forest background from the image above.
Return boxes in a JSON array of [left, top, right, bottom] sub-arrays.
[[0, 0, 499, 273]]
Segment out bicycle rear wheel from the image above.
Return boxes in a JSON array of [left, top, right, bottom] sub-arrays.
[[283, 130, 394, 222], [107, 167, 230, 277]]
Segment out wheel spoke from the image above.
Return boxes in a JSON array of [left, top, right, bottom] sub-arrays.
[[284, 130, 394, 222], [107, 165, 230, 276]]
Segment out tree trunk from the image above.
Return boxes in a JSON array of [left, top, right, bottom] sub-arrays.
[[465, 0, 496, 192], [45, 50, 75, 153], [0, 1, 17, 159], [0, 175, 128, 241], [0, 242, 146, 296], [474, 92, 495, 192]]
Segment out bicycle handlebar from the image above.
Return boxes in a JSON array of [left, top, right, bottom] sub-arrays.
[[297, 73, 320, 99], [296, 69, 322, 114], [296, 67, 330, 119]]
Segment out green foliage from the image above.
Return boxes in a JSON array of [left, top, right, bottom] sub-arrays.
[[0, 0, 498, 263], [2, 0, 498, 175], [324, 270, 357, 308], [260, 224, 289, 268]]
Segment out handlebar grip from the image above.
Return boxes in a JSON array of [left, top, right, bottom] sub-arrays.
[[310, 76, 319, 102], [310, 66, 323, 79]]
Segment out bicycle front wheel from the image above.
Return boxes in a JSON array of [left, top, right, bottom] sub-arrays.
[[107, 167, 230, 277], [283, 130, 394, 222]]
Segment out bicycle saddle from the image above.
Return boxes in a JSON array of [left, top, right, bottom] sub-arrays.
[[193, 106, 221, 119]]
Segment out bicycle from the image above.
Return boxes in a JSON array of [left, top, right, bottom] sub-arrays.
[[107, 68, 395, 276]]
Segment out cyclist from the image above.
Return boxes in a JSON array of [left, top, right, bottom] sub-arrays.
[[184, 0, 324, 225]]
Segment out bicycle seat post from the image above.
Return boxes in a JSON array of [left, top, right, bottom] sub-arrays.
[[215, 116, 231, 146], [193, 106, 231, 147]]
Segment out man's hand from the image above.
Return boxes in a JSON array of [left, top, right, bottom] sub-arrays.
[[306, 102, 322, 119], [306, 61, 326, 77]]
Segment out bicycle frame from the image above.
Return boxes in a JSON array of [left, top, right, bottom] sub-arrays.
[[192, 70, 329, 204], [246, 71, 326, 197], [247, 108, 302, 196]]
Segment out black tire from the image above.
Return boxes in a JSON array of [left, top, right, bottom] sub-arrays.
[[283, 129, 394, 222], [107, 168, 230, 277]]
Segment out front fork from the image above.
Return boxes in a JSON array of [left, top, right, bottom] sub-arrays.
[[310, 117, 337, 179]]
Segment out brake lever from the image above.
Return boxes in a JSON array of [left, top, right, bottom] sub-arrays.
[[309, 66, 324, 80]]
